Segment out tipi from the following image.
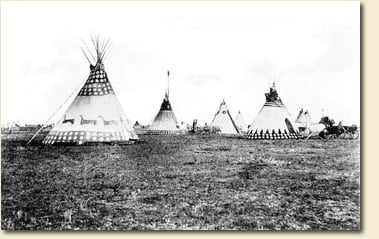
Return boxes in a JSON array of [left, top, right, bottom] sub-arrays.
[[246, 83, 299, 139], [133, 121, 142, 129], [146, 71, 182, 135], [295, 108, 313, 131], [210, 99, 240, 134], [235, 110, 248, 133], [295, 109, 326, 135], [304, 110, 313, 124], [42, 38, 138, 145]]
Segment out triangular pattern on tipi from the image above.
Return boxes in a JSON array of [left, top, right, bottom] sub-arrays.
[[246, 83, 299, 139], [43, 39, 138, 145], [235, 110, 248, 132], [210, 99, 240, 134]]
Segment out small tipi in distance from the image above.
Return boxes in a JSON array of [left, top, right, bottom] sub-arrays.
[[210, 99, 240, 135], [146, 71, 183, 135], [235, 110, 248, 133]]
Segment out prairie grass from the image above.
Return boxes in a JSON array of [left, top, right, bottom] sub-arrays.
[[1, 134, 360, 230]]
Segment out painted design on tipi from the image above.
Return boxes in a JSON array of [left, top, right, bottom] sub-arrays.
[[77, 66, 114, 96], [210, 99, 240, 134], [235, 110, 248, 133], [246, 83, 299, 139], [146, 71, 183, 135], [42, 38, 138, 145]]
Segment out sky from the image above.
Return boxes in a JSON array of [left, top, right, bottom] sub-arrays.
[[1, 1, 360, 126]]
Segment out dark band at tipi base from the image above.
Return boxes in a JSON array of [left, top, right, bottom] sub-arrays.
[[1, 1, 361, 232], [22, 39, 354, 143], [41, 37, 139, 145], [246, 83, 300, 140]]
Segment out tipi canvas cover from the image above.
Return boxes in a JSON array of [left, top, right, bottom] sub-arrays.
[[295, 109, 325, 135], [295, 108, 313, 130], [210, 99, 240, 134], [146, 71, 183, 135], [304, 110, 313, 124], [146, 93, 182, 135], [235, 111, 248, 133], [247, 83, 299, 139], [43, 39, 138, 145]]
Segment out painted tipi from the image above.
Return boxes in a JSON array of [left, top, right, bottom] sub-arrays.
[[210, 99, 240, 134], [246, 83, 299, 139], [42, 38, 138, 145], [146, 71, 182, 135], [235, 110, 248, 133]]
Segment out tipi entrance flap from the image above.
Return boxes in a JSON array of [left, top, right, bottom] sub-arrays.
[[247, 83, 299, 140], [285, 118, 296, 133]]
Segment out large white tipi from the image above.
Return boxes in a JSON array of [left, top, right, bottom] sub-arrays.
[[42, 38, 138, 145], [246, 83, 299, 139], [210, 99, 240, 134], [146, 71, 182, 135], [235, 110, 248, 133]]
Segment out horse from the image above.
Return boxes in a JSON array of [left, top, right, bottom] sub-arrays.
[[62, 115, 75, 125], [80, 115, 97, 125], [98, 116, 118, 126]]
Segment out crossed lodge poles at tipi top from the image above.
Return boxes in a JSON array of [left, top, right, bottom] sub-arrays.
[[35, 38, 305, 144], [246, 83, 300, 140], [42, 38, 138, 145]]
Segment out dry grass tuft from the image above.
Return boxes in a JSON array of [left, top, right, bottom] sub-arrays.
[[1, 134, 360, 230]]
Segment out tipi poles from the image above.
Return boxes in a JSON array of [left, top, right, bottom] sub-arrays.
[[88, 36, 110, 63], [81, 39, 96, 64], [26, 73, 90, 145], [167, 70, 170, 98], [81, 47, 92, 65]]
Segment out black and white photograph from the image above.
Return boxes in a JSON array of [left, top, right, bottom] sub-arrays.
[[1, 1, 360, 230]]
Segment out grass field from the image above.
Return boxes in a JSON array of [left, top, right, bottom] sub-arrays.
[[1, 133, 360, 230]]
